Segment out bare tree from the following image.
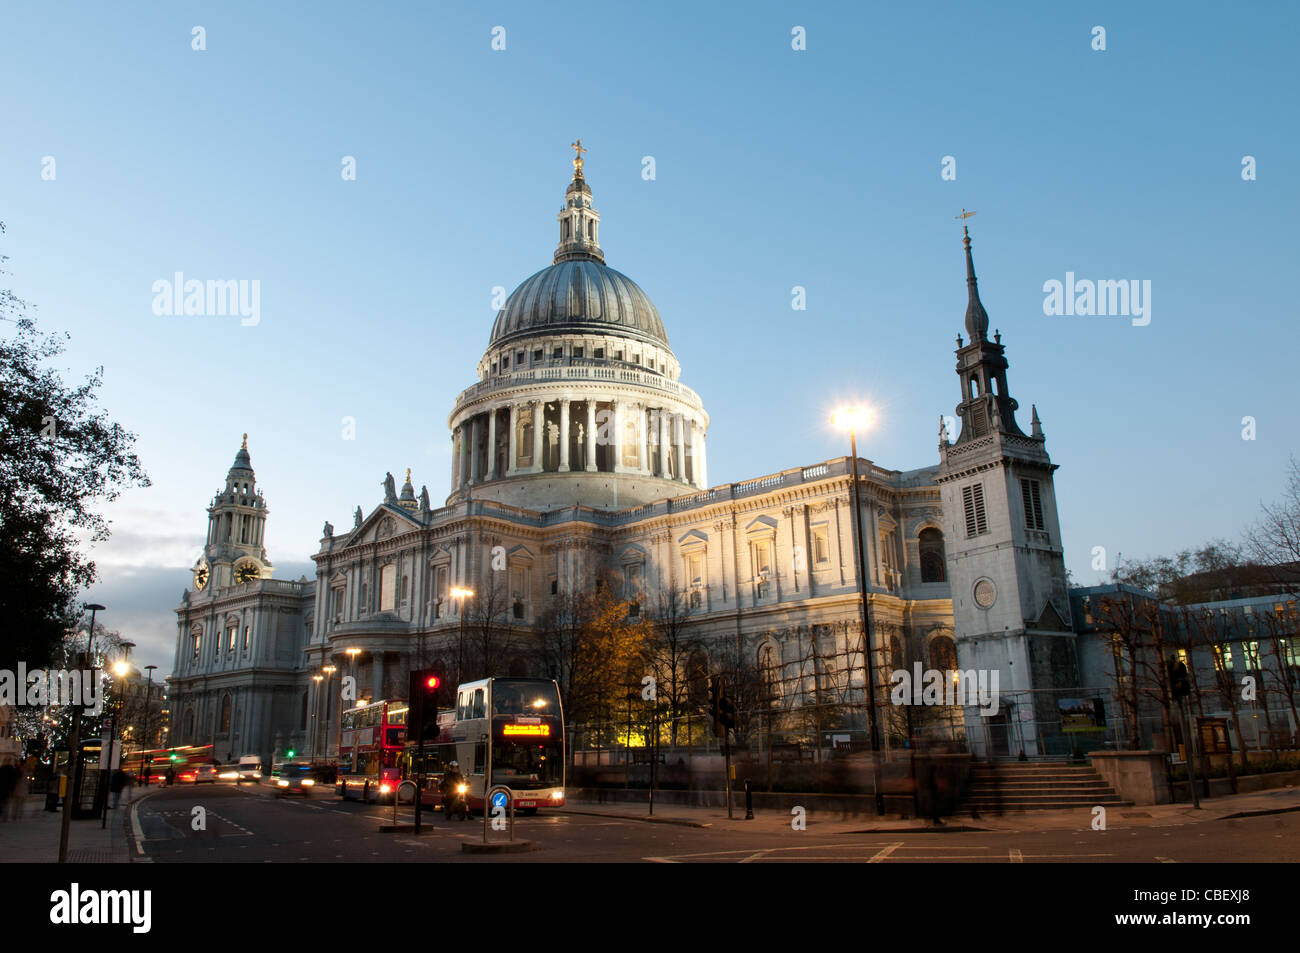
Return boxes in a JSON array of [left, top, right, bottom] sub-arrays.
[[645, 585, 697, 747]]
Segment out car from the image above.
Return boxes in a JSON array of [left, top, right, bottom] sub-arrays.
[[237, 756, 263, 784], [194, 764, 219, 784], [275, 762, 316, 797], [216, 765, 241, 782]]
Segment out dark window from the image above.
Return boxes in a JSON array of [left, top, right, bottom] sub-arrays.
[[594, 348, 604, 359], [962, 484, 988, 538], [533, 349, 542, 362], [552, 347, 562, 359], [1020, 478, 1045, 531], [918, 528, 946, 582], [930, 636, 958, 671]]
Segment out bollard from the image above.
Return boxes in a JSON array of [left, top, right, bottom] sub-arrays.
[[744, 778, 754, 820]]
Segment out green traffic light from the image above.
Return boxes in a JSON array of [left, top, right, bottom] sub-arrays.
[[287, 749, 295, 758]]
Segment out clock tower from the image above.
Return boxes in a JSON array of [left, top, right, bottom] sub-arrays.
[[935, 226, 1077, 758], [194, 434, 272, 591]]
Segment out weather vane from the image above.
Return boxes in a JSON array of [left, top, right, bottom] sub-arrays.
[[955, 208, 976, 235], [571, 138, 587, 175]]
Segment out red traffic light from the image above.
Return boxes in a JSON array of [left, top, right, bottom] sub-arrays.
[[425, 675, 440, 690]]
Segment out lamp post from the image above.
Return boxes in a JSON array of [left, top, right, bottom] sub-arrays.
[[451, 587, 474, 684], [311, 674, 324, 761], [322, 665, 337, 766], [101, 659, 129, 828], [59, 602, 105, 863], [832, 407, 885, 816], [142, 665, 157, 781]]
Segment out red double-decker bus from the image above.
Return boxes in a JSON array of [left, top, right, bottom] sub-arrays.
[[338, 700, 407, 802]]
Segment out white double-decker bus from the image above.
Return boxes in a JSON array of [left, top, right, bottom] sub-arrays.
[[449, 677, 565, 815]]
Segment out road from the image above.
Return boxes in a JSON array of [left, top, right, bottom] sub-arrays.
[[128, 781, 1300, 863]]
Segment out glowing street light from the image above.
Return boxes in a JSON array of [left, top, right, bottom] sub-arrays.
[[831, 404, 884, 816]]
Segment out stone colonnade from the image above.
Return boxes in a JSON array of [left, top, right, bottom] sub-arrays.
[[450, 395, 707, 492]]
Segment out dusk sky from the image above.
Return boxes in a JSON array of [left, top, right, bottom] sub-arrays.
[[2, 1, 1296, 674]]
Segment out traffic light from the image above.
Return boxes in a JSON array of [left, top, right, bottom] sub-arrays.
[[1168, 657, 1191, 700], [408, 669, 443, 740], [718, 693, 736, 733], [286, 749, 295, 758], [708, 676, 721, 734]]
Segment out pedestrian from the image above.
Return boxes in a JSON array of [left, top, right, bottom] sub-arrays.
[[110, 767, 129, 808], [10, 758, 31, 821], [0, 760, 15, 821]]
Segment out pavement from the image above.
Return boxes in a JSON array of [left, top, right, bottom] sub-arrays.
[[558, 784, 1300, 836], [0, 787, 147, 864]]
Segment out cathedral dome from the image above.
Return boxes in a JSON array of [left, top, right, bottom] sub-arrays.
[[488, 260, 669, 350]]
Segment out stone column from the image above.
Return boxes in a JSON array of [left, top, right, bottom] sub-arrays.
[[507, 404, 518, 476], [698, 427, 708, 487], [673, 411, 686, 481], [585, 400, 597, 472], [611, 398, 624, 473], [659, 408, 670, 477], [468, 416, 479, 484], [486, 408, 497, 480], [637, 405, 650, 475], [558, 399, 570, 472], [531, 400, 544, 472], [370, 652, 384, 702], [450, 427, 460, 490]]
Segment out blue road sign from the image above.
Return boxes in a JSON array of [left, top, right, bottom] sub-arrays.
[[491, 790, 509, 809]]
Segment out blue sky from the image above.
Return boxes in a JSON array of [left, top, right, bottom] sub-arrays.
[[2, 1, 1296, 673]]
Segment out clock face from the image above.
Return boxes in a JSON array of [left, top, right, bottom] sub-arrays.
[[194, 563, 209, 590], [234, 563, 260, 585], [973, 578, 997, 609]]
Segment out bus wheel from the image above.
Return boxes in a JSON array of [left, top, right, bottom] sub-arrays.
[[397, 781, 416, 805]]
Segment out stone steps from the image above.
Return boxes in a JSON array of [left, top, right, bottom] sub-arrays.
[[962, 761, 1130, 811]]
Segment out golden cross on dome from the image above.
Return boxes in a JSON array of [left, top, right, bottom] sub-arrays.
[[571, 138, 587, 173], [405, 468, 411, 482], [241, 433, 248, 450], [955, 208, 977, 235]]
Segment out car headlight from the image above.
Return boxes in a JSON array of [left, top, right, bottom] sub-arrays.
[[456, 783, 468, 794], [379, 783, 391, 794], [550, 790, 563, 800], [277, 779, 289, 787], [301, 778, 315, 786]]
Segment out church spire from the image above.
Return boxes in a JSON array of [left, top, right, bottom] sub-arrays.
[[962, 221, 990, 341], [949, 226, 1027, 445], [554, 140, 605, 265]]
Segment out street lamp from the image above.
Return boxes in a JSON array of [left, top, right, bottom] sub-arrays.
[[451, 587, 474, 684], [59, 602, 105, 863], [832, 406, 885, 816], [311, 674, 324, 760], [321, 665, 338, 767]]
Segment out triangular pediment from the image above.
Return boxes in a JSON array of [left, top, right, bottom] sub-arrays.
[[347, 503, 424, 545], [744, 516, 778, 535], [678, 529, 709, 547], [1031, 600, 1070, 632]]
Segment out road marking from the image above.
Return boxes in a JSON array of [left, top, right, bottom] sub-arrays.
[[130, 794, 149, 855], [1155, 855, 1178, 863], [738, 850, 772, 864], [1009, 848, 1023, 863], [868, 843, 903, 863]]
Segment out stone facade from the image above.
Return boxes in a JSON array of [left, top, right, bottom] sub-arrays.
[[168, 154, 1078, 763]]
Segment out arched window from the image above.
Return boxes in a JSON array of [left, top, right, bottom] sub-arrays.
[[219, 693, 232, 733], [919, 528, 947, 583], [889, 635, 904, 671], [758, 643, 781, 701], [929, 635, 958, 672]]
